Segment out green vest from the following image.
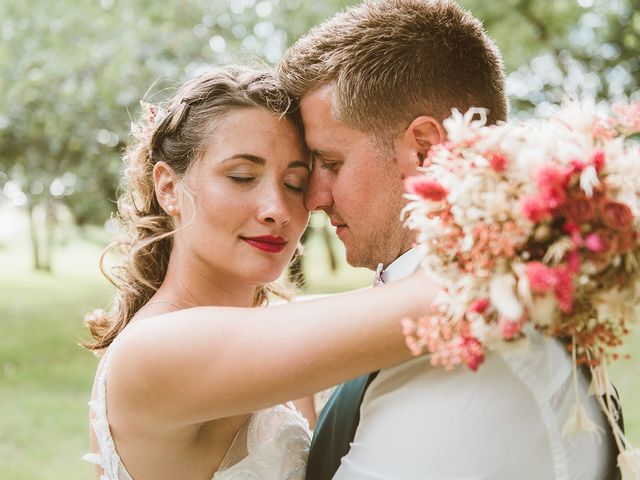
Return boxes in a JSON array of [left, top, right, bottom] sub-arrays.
[[305, 372, 377, 480]]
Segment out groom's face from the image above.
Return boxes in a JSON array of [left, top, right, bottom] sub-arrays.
[[300, 85, 414, 270]]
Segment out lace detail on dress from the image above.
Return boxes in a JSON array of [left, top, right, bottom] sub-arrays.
[[82, 350, 134, 480], [213, 402, 311, 480], [83, 350, 311, 480]]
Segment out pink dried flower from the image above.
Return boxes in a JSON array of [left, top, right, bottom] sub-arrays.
[[612, 102, 640, 133], [401, 317, 424, 356], [499, 316, 524, 340], [405, 177, 448, 201], [526, 262, 557, 293], [584, 233, 605, 252], [563, 221, 583, 248], [589, 228, 619, 260], [592, 118, 616, 140]]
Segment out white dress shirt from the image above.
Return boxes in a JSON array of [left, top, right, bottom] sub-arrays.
[[333, 248, 616, 480]]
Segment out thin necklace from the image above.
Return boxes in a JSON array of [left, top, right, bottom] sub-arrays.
[[144, 300, 184, 310]]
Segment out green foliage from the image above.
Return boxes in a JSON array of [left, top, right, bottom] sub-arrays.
[[0, 0, 638, 246], [3, 0, 639, 216], [460, 0, 640, 112]]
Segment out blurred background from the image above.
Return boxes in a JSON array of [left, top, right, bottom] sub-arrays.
[[0, 0, 639, 477]]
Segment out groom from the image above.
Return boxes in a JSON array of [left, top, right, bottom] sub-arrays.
[[279, 0, 619, 479]]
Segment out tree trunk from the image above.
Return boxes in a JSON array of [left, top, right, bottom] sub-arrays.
[[28, 203, 43, 271], [28, 200, 53, 272], [42, 199, 54, 272]]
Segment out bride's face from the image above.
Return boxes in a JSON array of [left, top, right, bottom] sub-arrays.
[[175, 107, 310, 286]]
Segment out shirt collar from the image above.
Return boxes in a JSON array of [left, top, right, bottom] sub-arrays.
[[378, 247, 422, 284]]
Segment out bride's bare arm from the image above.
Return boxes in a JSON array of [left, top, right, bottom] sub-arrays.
[[108, 274, 434, 426]]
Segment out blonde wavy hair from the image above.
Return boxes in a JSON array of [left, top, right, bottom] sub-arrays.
[[83, 66, 302, 352]]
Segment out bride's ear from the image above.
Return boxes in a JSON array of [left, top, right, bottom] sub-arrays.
[[395, 116, 445, 177], [153, 161, 180, 216]]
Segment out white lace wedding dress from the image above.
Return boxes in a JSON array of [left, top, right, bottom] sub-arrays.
[[83, 350, 311, 480]]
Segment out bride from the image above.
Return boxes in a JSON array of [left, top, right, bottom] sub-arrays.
[[82, 66, 437, 479]]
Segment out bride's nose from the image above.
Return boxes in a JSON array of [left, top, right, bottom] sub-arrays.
[[257, 185, 291, 226]]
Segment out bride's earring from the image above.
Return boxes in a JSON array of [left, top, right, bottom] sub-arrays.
[[166, 204, 176, 215]]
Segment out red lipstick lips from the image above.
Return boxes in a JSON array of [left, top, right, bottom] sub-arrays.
[[242, 235, 287, 253]]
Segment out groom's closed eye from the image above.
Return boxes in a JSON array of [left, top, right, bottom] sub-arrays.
[[320, 161, 341, 172]]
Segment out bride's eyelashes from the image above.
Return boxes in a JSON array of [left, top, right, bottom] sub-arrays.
[[285, 183, 305, 193], [228, 175, 255, 184], [227, 175, 306, 193]]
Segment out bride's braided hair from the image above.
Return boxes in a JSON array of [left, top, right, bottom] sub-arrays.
[[83, 66, 301, 352]]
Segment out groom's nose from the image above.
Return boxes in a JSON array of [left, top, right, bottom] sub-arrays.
[[304, 167, 333, 212]]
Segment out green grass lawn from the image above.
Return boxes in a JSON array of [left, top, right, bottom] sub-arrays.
[[0, 221, 638, 479]]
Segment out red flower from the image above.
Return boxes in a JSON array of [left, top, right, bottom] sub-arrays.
[[552, 267, 574, 313], [468, 297, 490, 314], [568, 159, 587, 174], [600, 200, 634, 231], [405, 177, 448, 201], [562, 194, 596, 223], [520, 196, 550, 222], [536, 164, 569, 190], [540, 185, 567, 210], [526, 262, 557, 293], [534, 164, 569, 210], [590, 150, 606, 171], [489, 153, 508, 172], [618, 230, 638, 253], [526, 263, 574, 312], [567, 250, 581, 273], [459, 336, 485, 372]]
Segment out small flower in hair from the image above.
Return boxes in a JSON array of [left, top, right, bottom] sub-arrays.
[[132, 100, 166, 139]]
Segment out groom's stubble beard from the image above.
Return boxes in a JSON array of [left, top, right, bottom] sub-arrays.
[[343, 153, 415, 271]]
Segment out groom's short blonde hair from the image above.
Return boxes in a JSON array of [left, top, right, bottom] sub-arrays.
[[278, 0, 507, 139]]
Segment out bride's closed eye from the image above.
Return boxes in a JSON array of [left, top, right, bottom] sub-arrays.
[[228, 175, 255, 184], [283, 174, 308, 193]]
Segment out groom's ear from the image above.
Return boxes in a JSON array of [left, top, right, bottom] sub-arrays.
[[395, 115, 445, 178]]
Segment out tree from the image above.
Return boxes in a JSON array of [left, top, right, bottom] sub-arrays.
[[0, 0, 362, 271], [460, 0, 640, 113], [2, 0, 637, 272]]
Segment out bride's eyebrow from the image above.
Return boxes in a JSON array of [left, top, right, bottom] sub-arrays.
[[288, 161, 311, 172], [221, 154, 265, 165]]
